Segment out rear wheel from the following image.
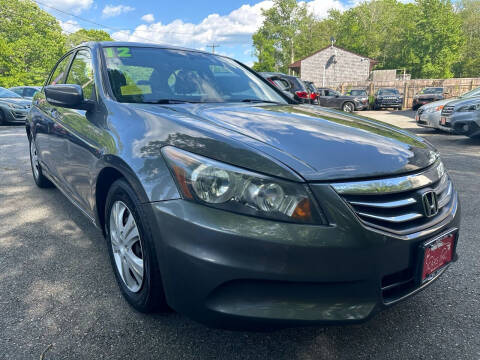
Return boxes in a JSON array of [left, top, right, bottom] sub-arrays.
[[342, 102, 355, 113], [29, 138, 53, 188], [105, 179, 167, 313]]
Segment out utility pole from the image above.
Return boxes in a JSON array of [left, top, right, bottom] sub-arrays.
[[207, 44, 220, 54]]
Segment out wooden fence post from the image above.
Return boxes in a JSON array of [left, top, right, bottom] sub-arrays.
[[403, 81, 408, 109]]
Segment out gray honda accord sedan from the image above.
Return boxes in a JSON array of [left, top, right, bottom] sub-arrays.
[[27, 42, 460, 329]]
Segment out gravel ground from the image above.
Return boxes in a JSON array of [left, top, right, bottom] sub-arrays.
[[0, 110, 479, 360]]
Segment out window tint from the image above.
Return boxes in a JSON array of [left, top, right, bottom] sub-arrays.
[[49, 54, 72, 86], [67, 50, 95, 100]]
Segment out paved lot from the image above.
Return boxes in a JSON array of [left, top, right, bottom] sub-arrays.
[[0, 111, 479, 360]]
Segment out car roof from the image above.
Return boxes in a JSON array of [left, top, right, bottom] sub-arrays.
[[75, 41, 215, 57]]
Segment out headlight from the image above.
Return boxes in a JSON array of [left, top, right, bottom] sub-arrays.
[[457, 103, 480, 112], [162, 146, 326, 224], [425, 105, 444, 113]]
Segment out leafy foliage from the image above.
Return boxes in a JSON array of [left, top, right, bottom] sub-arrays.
[[0, 0, 113, 87], [253, 0, 476, 79], [66, 29, 113, 49]]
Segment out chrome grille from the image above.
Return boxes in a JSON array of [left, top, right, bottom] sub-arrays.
[[332, 161, 456, 236], [441, 105, 454, 116]]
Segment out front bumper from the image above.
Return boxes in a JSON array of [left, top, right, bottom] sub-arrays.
[[416, 111, 452, 132], [2, 107, 29, 124], [375, 100, 402, 108], [355, 102, 369, 110], [444, 113, 480, 137], [144, 183, 460, 328]]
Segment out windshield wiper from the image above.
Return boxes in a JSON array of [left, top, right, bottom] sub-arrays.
[[144, 99, 197, 104], [239, 99, 281, 104]]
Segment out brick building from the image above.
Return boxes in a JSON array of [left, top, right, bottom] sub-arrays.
[[288, 45, 377, 88]]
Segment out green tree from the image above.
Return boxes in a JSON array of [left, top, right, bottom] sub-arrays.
[[66, 29, 113, 49], [408, 0, 463, 78], [454, 0, 480, 77], [252, 0, 311, 73], [0, 0, 66, 86]]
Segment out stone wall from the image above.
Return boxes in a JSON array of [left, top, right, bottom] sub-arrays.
[[299, 46, 371, 87]]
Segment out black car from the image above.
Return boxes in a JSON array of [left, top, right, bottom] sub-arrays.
[[259, 72, 311, 103], [317, 87, 369, 112], [0, 87, 32, 125], [412, 87, 446, 111], [373, 88, 403, 110], [27, 42, 460, 329]]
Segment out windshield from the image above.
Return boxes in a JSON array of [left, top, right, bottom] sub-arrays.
[[378, 88, 399, 95], [461, 86, 480, 98], [103, 46, 287, 104], [0, 88, 22, 98], [347, 90, 367, 96], [420, 87, 443, 94]]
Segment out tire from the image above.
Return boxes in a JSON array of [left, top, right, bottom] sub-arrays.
[[29, 138, 53, 188], [342, 102, 355, 113], [105, 178, 167, 313]]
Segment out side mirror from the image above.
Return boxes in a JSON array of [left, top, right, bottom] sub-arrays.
[[335, 94, 339, 98], [44, 84, 94, 110]]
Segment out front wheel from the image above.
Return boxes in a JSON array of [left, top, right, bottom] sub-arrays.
[[29, 138, 53, 188], [105, 179, 167, 313], [342, 102, 355, 113]]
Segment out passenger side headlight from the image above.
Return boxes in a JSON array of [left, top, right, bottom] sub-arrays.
[[162, 146, 326, 224]]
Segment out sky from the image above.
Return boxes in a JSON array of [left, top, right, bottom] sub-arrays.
[[37, 0, 360, 66]]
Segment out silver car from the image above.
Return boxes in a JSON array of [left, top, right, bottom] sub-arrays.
[[416, 86, 480, 132]]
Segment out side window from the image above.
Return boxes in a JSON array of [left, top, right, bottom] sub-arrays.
[[24, 88, 38, 97], [10, 88, 23, 96], [66, 50, 95, 100], [48, 54, 72, 86]]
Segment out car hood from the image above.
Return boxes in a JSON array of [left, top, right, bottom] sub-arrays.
[[420, 98, 455, 111], [0, 97, 31, 107], [133, 103, 437, 181], [415, 94, 442, 99], [443, 96, 480, 109]]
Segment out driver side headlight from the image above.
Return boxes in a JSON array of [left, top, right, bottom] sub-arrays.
[[162, 146, 326, 224], [457, 103, 480, 112]]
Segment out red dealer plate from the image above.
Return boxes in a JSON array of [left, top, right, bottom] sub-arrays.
[[441, 116, 447, 125], [422, 233, 455, 281]]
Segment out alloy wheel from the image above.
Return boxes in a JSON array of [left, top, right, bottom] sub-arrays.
[[109, 201, 144, 293], [30, 140, 40, 180], [343, 103, 354, 112]]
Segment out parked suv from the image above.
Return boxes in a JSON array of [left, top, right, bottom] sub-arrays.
[[28, 42, 460, 329], [317, 87, 369, 112], [412, 87, 446, 111], [259, 72, 311, 103], [373, 88, 403, 110], [439, 97, 480, 137]]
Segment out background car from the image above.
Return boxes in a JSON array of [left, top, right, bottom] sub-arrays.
[[304, 81, 319, 104], [412, 87, 447, 110], [0, 87, 32, 125], [9, 86, 42, 100], [440, 96, 480, 137], [259, 72, 311, 103], [416, 86, 480, 132], [317, 87, 369, 112], [373, 88, 403, 110]]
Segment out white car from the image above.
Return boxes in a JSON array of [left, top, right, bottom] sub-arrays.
[[416, 86, 480, 132]]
